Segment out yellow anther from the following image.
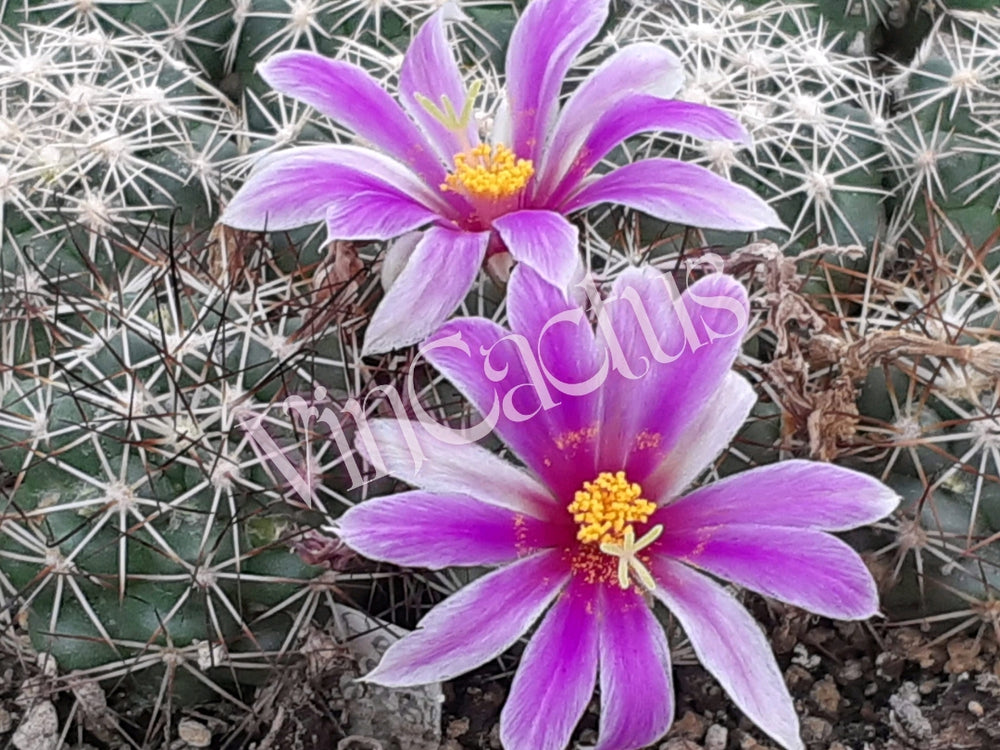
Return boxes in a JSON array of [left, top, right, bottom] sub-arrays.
[[568, 471, 660, 591], [567, 471, 656, 545], [441, 143, 533, 201], [600, 524, 664, 590]]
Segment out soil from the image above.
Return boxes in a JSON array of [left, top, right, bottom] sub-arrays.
[[3, 592, 1000, 749], [436, 599, 1000, 750]]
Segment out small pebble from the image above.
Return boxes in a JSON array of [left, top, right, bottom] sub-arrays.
[[888, 691, 932, 739], [918, 678, 938, 695], [672, 710, 707, 741], [898, 681, 921, 704], [809, 676, 841, 714], [837, 659, 864, 683], [12, 701, 58, 750], [968, 700, 984, 718], [791, 644, 821, 670], [800, 716, 833, 743], [177, 718, 211, 748], [704, 723, 728, 750], [659, 740, 701, 750], [784, 664, 814, 691], [446, 718, 469, 739], [738, 734, 774, 750], [336, 737, 383, 750]]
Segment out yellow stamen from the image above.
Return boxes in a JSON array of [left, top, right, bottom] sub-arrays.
[[567, 471, 656, 545], [441, 143, 533, 201], [567, 470, 662, 591]]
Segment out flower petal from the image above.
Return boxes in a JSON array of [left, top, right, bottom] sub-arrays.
[[500, 578, 599, 750], [325, 189, 440, 240], [645, 370, 756, 502], [506, 264, 603, 397], [259, 51, 445, 186], [399, 8, 477, 164], [357, 419, 559, 517], [596, 271, 748, 487], [381, 230, 423, 291], [656, 523, 880, 619], [504, 264, 605, 495], [563, 159, 782, 231], [660, 460, 900, 531], [594, 586, 673, 750], [651, 558, 804, 750], [547, 99, 751, 207], [365, 549, 568, 686], [506, 0, 608, 165], [362, 226, 489, 354], [422, 318, 545, 469], [337, 491, 558, 568], [537, 42, 684, 199], [424, 274, 605, 500], [492, 210, 581, 289], [222, 145, 439, 231]]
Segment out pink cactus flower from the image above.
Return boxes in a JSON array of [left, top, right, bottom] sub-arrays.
[[222, 0, 780, 354], [335, 263, 897, 750]]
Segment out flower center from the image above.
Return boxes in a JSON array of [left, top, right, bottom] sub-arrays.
[[441, 143, 533, 201], [566, 471, 662, 590]]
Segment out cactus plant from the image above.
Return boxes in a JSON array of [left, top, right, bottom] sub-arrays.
[[0, 216, 379, 742], [3, 0, 1000, 745], [0, 22, 240, 245], [885, 10, 1000, 252], [609, 0, 891, 259]]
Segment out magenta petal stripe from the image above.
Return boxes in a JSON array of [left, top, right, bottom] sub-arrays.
[[364, 549, 568, 686], [505, 264, 603, 401], [652, 557, 805, 750], [547, 98, 751, 207], [661, 460, 900, 531], [506, 0, 608, 165], [645, 371, 756, 502], [594, 585, 674, 750], [422, 318, 570, 491], [337, 491, 558, 568], [492, 210, 581, 289], [357, 420, 560, 518], [655, 523, 880, 620], [399, 9, 477, 165], [537, 42, 684, 200], [222, 145, 440, 231], [425, 308, 602, 500], [259, 51, 445, 186], [597, 271, 748, 482], [500, 578, 599, 750], [324, 190, 440, 241], [562, 158, 783, 231], [362, 226, 489, 355], [505, 264, 604, 495]]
